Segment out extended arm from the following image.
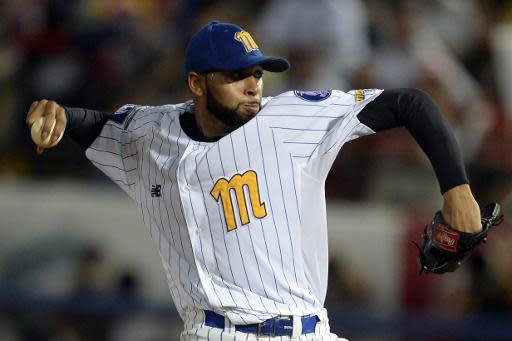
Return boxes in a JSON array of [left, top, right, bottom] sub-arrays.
[[357, 88, 481, 233], [26, 99, 112, 153], [64, 107, 112, 149]]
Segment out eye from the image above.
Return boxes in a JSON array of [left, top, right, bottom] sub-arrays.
[[226, 71, 242, 82], [253, 70, 264, 79]]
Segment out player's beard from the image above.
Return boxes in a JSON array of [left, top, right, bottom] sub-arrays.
[[205, 84, 259, 129]]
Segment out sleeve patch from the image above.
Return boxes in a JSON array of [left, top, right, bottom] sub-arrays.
[[109, 105, 138, 129], [355, 89, 365, 102], [294, 90, 332, 102]]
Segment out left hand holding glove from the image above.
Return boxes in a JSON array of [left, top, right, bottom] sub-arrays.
[[415, 184, 504, 274]]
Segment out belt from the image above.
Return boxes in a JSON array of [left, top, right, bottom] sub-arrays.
[[204, 310, 319, 337]]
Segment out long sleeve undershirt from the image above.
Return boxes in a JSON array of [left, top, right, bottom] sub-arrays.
[[64, 107, 112, 149], [356, 88, 468, 193], [63, 88, 468, 194]]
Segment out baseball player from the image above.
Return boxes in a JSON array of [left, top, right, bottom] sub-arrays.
[[26, 21, 483, 340]]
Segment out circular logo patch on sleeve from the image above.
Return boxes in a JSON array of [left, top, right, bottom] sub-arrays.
[[294, 90, 332, 101]]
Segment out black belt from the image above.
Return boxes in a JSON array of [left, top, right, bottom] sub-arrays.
[[204, 310, 319, 337]]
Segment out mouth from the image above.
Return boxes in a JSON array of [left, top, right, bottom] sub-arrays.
[[243, 103, 260, 114]]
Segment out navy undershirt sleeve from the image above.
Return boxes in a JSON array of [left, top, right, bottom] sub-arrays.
[[356, 88, 468, 194], [63, 107, 112, 150]]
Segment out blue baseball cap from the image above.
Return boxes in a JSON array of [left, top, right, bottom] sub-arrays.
[[183, 21, 290, 76]]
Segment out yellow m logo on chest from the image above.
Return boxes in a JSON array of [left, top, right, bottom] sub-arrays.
[[210, 170, 267, 231]]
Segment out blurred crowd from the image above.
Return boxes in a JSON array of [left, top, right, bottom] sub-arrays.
[[1, 242, 180, 340], [1, 0, 512, 339], [1, 0, 511, 203]]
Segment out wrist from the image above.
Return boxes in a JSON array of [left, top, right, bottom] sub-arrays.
[[443, 183, 472, 200], [441, 184, 482, 232], [443, 184, 472, 211]]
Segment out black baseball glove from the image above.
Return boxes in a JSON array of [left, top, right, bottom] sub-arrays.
[[415, 203, 504, 274]]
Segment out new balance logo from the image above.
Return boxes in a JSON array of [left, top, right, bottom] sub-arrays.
[[151, 185, 161, 197]]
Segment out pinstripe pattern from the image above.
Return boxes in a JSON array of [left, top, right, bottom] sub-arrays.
[[85, 89, 382, 336]]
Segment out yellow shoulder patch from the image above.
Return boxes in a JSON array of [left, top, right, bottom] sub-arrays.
[[355, 89, 365, 102]]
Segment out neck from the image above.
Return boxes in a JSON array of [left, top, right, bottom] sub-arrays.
[[195, 107, 232, 138]]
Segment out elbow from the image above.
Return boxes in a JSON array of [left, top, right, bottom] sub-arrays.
[[396, 88, 442, 122], [398, 88, 435, 108]]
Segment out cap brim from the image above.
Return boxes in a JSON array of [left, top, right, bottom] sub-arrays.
[[223, 55, 290, 73], [259, 57, 290, 72]]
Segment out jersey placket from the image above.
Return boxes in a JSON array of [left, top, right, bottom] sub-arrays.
[[177, 141, 218, 308]]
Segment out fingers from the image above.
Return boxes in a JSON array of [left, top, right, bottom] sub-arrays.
[[27, 101, 39, 120], [41, 100, 57, 141], [51, 106, 67, 144], [27, 99, 67, 153], [26, 99, 46, 127]]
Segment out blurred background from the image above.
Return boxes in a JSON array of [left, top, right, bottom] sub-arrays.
[[1, 0, 512, 340]]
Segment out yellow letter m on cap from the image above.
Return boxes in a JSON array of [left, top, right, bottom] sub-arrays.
[[234, 31, 259, 52], [211, 170, 267, 232]]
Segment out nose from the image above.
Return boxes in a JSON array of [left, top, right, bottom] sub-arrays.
[[244, 76, 260, 97]]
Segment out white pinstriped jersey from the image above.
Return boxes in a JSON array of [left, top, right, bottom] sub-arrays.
[[85, 88, 383, 324]]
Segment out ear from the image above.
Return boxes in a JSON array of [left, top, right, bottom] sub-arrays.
[[187, 72, 205, 97]]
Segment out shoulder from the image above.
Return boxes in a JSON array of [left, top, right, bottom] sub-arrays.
[[261, 90, 360, 107], [110, 101, 190, 130], [259, 90, 354, 116], [262, 89, 384, 109]]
